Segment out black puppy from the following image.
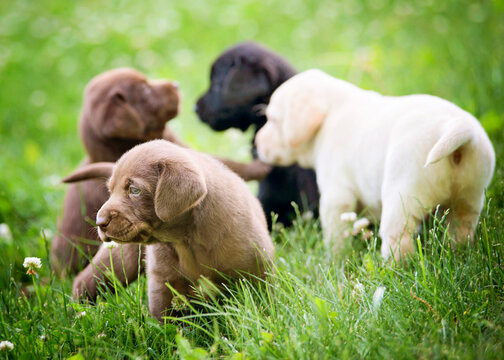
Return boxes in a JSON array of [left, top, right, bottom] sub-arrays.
[[196, 42, 319, 228]]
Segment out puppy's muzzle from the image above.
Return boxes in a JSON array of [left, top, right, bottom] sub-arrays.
[[96, 216, 110, 232]]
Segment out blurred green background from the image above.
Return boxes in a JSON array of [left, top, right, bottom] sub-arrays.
[[0, 0, 503, 278]]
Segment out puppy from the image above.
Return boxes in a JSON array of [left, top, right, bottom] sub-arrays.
[[71, 140, 274, 322], [196, 42, 319, 228], [256, 69, 495, 260], [52, 68, 180, 276]]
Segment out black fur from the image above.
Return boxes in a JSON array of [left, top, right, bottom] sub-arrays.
[[196, 42, 319, 227]]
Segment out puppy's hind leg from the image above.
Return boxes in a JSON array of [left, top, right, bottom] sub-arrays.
[[379, 194, 426, 261], [448, 195, 485, 246]]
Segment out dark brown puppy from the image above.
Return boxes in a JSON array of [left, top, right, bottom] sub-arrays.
[[71, 140, 274, 322], [52, 68, 180, 276], [195, 42, 319, 228]]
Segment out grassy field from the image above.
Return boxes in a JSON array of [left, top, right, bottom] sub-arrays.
[[1, 0, 504, 358]]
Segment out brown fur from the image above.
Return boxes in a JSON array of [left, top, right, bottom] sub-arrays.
[[52, 68, 180, 276], [72, 140, 274, 322]]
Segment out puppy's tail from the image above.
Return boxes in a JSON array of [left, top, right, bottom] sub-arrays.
[[424, 120, 474, 167], [62, 162, 115, 183]]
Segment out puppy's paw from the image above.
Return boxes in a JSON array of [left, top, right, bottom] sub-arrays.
[[381, 239, 415, 265], [72, 271, 98, 301]]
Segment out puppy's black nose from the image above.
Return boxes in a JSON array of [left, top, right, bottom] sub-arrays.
[[96, 216, 110, 231]]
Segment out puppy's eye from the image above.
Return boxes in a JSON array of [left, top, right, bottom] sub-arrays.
[[128, 186, 141, 196]]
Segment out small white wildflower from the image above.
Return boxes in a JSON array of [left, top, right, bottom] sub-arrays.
[[171, 295, 188, 311], [0, 223, 12, 240], [0, 340, 14, 351], [352, 282, 365, 298], [75, 311, 87, 319], [340, 212, 357, 223], [354, 282, 365, 294], [41, 228, 53, 239], [302, 211, 314, 220], [372, 286, 386, 310], [353, 218, 370, 232], [103, 241, 119, 249], [23, 257, 42, 275], [97, 332, 106, 339], [39, 335, 48, 342]]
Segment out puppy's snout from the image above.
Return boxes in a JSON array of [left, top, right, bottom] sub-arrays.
[[150, 79, 179, 91], [96, 215, 111, 231]]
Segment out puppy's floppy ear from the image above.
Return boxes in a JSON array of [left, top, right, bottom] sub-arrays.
[[62, 162, 114, 183], [98, 92, 145, 138], [154, 159, 207, 222], [283, 88, 327, 148], [222, 67, 270, 104]]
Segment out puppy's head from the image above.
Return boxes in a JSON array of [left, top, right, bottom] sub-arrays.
[[92, 140, 207, 244], [83, 68, 180, 142], [195, 42, 296, 132], [256, 69, 329, 167]]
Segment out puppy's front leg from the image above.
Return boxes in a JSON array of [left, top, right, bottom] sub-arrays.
[[73, 243, 143, 300], [320, 191, 356, 256], [147, 275, 192, 322], [146, 244, 191, 322]]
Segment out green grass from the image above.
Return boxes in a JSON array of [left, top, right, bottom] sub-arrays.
[[1, 0, 503, 358]]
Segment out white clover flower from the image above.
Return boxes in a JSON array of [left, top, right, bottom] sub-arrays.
[[23, 257, 42, 275], [372, 286, 386, 310], [75, 311, 87, 319], [352, 281, 365, 298], [354, 282, 365, 294], [0, 340, 14, 351], [171, 295, 188, 311], [103, 241, 119, 249], [97, 333, 106, 339], [39, 335, 48, 342], [340, 212, 357, 223], [41, 228, 53, 239], [302, 211, 314, 220], [353, 218, 370, 233], [0, 223, 12, 240]]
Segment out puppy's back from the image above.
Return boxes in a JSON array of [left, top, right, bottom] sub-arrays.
[[180, 147, 274, 274]]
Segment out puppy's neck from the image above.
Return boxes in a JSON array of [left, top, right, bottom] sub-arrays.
[[79, 114, 144, 162], [298, 142, 317, 168], [152, 211, 195, 243]]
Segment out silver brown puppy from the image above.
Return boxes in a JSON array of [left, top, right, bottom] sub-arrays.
[[71, 140, 274, 322]]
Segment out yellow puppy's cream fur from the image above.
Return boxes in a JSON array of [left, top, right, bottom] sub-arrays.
[[256, 69, 495, 260]]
